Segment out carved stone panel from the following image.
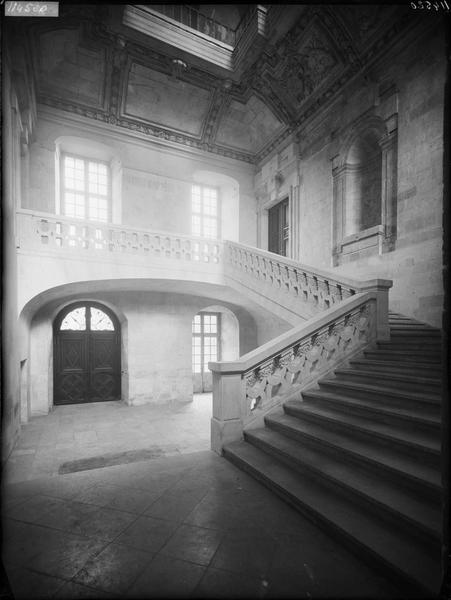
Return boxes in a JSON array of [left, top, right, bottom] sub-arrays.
[[266, 22, 343, 114]]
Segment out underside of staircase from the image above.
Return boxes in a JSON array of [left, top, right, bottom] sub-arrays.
[[223, 312, 443, 597]]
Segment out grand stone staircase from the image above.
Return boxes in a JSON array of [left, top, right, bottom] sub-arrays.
[[223, 312, 443, 596]]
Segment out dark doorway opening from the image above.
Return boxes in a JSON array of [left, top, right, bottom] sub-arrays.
[[268, 197, 289, 257]]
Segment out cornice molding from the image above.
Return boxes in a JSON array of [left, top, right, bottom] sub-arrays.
[[36, 104, 256, 174]]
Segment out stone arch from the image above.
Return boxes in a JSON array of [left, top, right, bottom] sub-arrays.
[[20, 289, 127, 418]]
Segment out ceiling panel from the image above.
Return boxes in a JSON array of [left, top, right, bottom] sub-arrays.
[[215, 95, 285, 153], [124, 62, 213, 136], [37, 28, 107, 109]]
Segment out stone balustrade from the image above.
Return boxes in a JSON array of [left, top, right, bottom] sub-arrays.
[[210, 280, 392, 453], [17, 210, 222, 264], [225, 242, 368, 316]]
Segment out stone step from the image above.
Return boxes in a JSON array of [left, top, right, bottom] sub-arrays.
[[349, 358, 443, 377], [302, 388, 441, 427], [284, 400, 441, 472], [223, 440, 441, 596], [389, 325, 441, 334], [266, 411, 441, 497], [244, 426, 441, 546], [316, 377, 441, 407], [333, 367, 442, 394], [376, 336, 442, 352], [364, 349, 441, 363]]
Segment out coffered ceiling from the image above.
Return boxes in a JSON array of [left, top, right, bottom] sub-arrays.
[[7, 3, 417, 164]]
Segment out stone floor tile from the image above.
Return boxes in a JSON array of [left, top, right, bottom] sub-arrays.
[[105, 486, 162, 514], [5, 566, 67, 600], [210, 530, 278, 579], [38, 502, 138, 541], [53, 580, 117, 599], [160, 523, 223, 566], [144, 486, 208, 522], [126, 553, 205, 599], [4, 494, 68, 524], [193, 566, 268, 599], [72, 483, 123, 507], [4, 522, 107, 580], [182, 491, 236, 531], [116, 515, 178, 553], [32, 500, 100, 534], [72, 542, 153, 595]]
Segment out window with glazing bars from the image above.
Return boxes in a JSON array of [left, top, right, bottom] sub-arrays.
[[191, 184, 219, 239], [61, 154, 110, 222], [192, 313, 220, 373]]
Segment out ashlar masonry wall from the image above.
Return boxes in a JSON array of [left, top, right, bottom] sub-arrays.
[[255, 25, 446, 327]]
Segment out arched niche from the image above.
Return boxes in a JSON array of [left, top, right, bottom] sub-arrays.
[[331, 114, 397, 265], [345, 130, 382, 235]]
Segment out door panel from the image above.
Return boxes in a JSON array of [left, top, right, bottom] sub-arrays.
[[54, 304, 120, 405], [56, 334, 88, 404], [89, 334, 119, 401]]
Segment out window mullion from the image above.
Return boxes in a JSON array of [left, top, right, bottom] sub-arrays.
[[200, 314, 205, 374], [84, 158, 89, 220]]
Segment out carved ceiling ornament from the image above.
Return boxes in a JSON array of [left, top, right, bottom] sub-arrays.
[[271, 25, 340, 111], [13, 4, 417, 165]]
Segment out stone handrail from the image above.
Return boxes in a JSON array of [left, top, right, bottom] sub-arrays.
[[210, 281, 392, 453], [224, 241, 389, 321], [16, 210, 222, 264]]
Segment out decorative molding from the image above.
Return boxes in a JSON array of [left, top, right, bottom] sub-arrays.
[[37, 100, 255, 166]]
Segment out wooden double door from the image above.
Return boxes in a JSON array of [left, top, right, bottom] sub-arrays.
[[54, 302, 120, 405]]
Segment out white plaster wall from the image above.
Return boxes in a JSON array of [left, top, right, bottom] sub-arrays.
[[25, 288, 270, 415], [26, 115, 257, 244]]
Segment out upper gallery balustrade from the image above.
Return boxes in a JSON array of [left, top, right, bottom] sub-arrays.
[[16, 210, 386, 322], [17, 210, 222, 263]]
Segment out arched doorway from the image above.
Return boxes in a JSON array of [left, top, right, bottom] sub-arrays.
[[54, 302, 121, 405]]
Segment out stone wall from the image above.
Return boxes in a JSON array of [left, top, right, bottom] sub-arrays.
[[2, 65, 23, 459], [255, 26, 446, 327]]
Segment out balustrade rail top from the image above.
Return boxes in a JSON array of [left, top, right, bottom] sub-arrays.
[[136, 5, 235, 49], [209, 291, 378, 375], [17, 210, 223, 245], [227, 241, 392, 293]]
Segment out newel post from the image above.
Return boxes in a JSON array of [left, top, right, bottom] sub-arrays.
[[359, 279, 393, 341], [209, 363, 245, 455]]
